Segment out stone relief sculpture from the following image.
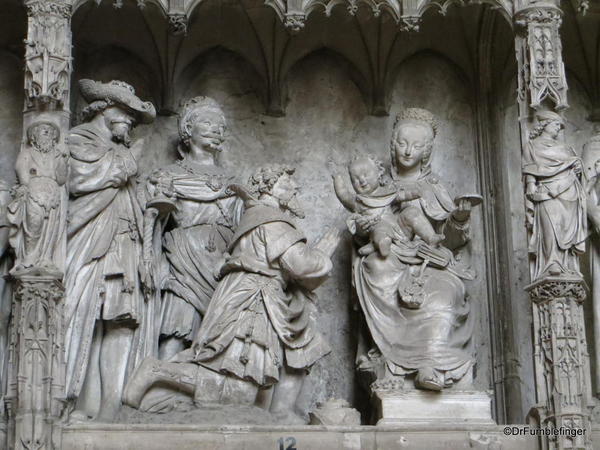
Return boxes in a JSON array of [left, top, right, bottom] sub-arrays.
[[143, 96, 241, 361], [582, 123, 600, 395], [330, 153, 444, 258], [124, 164, 340, 423], [523, 110, 587, 281], [0, 181, 12, 412], [7, 121, 68, 276], [343, 108, 480, 392], [63, 79, 156, 422]]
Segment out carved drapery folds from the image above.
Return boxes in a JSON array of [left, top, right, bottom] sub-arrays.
[[515, 1, 593, 448], [5, 276, 66, 450], [4, 1, 73, 449], [24, 1, 72, 109]]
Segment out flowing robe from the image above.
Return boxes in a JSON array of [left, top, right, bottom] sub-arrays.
[[0, 182, 12, 399], [353, 172, 474, 384], [523, 137, 587, 279], [150, 162, 241, 342], [64, 123, 150, 400], [175, 204, 331, 387], [7, 147, 68, 273]]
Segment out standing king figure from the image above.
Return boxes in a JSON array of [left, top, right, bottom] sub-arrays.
[[64, 79, 156, 421]]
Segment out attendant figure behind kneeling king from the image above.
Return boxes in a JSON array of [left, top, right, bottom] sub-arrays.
[[124, 164, 340, 424]]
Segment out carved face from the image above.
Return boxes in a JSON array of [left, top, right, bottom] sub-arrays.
[[543, 119, 563, 139], [271, 173, 304, 218], [28, 123, 59, 153], [103, 106, 134, 145], [349, 157, 380, 195], [391, 122, 433, 172], [188, 110, 226, 153]]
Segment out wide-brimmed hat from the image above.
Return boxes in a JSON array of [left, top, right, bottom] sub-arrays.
[[79, 79, 156, 124]]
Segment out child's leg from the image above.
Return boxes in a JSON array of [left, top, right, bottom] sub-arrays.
[[371, 223, 392, 257], [400, 206, 444, 246]]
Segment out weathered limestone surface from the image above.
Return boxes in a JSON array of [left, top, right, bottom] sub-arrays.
[[61, 424, 535, 450]]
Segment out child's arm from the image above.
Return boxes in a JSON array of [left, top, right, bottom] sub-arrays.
[[328, 158, 357, 212], [332, 174, 357, 212]]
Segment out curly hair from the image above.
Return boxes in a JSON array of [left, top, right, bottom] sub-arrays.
[[528, 118, 563, 140], [393, 108, 438, 138], [26, 121, 60, 151], [349, 153, 389, 186], [80, 99, 115, 123], [248, 164, 296, 196], [178, 96, 226, 149]]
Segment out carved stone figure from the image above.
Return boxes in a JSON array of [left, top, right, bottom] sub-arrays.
[[523, 110, 586, 280], [124, 165, 339, 423], [143, 96, 241, 361], [63, 79, 156, 422], [330, 153, 444, 258], [582, 123, 600, 396], [351, 108, 479, 391], [7, 121, 68, 276], [0, 181, 12, 410]]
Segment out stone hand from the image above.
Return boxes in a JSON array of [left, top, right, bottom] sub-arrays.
[[573, 158, 582, 175], [139, 258, 154, 298], [315, 227, 342, 258], [355, 214, 379, 233], [452, 198, 472, 223], [525, 182, 537, 201]]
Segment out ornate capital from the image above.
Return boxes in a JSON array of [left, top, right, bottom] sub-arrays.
[[526, 277, 587, 303], [25, 0, 72, 18]]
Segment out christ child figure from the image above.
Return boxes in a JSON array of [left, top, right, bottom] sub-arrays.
[[329, 154, 444, 257]]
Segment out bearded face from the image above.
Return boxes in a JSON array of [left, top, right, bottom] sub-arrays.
[[271, 173, 305, 219], [103, 106, 134, 146], [29, 123, 59, 153], [187, 110, 226, 154]]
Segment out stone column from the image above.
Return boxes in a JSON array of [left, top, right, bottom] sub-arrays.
[[514, 1, 594, 448], [4, 1, 72, 449]]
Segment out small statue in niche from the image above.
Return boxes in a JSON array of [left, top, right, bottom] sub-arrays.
[[142, 96, 242, 361], [329, 153, 444, 258], [64, 79, 156, 422], [581, 123, 600, 396], [7, 121, 68, 277], [350, 108, 481, 391], [0, 180, 13, 413], [523, 110, 587, 280], [124, 165, 340, 424]]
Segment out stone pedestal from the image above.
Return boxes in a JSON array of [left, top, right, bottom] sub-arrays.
[[372, 390, 495, 426]]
